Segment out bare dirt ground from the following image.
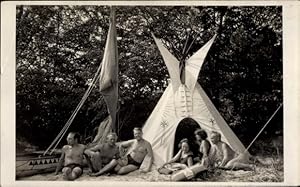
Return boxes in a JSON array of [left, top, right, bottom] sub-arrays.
[[19, 156, 283, 182]]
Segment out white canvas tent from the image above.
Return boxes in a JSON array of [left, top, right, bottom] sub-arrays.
[[142, 34, 247, 167]]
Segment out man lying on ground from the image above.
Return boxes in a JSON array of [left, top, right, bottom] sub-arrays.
[[55, 132, 90, 180], [209, 131, 254, 170], [84, 133, 119, 174], [90, 127, 153, 176]]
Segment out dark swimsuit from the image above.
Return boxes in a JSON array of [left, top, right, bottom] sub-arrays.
[[180, 152, 193, 165], [127, 154, 142, 167]]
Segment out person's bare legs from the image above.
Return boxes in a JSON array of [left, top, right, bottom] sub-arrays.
[[225, 155, 254, 171], [91, 152, 102, 171], [91, 159, 119, 176], [62, 167, 82, 180], [84, 150, 102, 172], [225, 161, 254, 170], [114, 164, 122, 173], [68, 167, 83, 180], [62, 167, 72, 180], [117, 165, 138, 175], [171, 163, 207, 181]]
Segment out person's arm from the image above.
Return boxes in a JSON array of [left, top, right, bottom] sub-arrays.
[[84, 144, 100, 157], [219, 143, 230, 167], [209, 146, 216, 158], [207, 146, 218, 167], [202, 141, 210, 158], [55, 147, 65, 175], [119, 139, 134, 156], [187, 156, 193, 167], [140, 142, 154, 172], [164, 149, 182, 165], [89, 144, 102, 152], [114, 145, 121, 159], [86, 144, 103, 157], [199, 141, 210, 167], [120, 139, 134, 148], [83, 145, 94, 172]]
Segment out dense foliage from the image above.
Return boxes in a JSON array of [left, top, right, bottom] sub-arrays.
[[16, 5, 282, 151]]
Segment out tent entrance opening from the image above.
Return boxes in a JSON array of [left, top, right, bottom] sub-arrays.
[[173, 118, 200, 156]]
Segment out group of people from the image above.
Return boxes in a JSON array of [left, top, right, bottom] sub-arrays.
[[55, 127, 153, 180], [55, 127, 254, 181], [158, 129, 255, 181]]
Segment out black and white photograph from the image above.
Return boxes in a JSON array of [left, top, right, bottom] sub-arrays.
[[1, 1, 300, 186]]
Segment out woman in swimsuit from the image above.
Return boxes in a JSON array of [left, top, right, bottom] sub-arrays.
[[194, 129, 211, 166], [170, 129, 211, 181], [158, 138, 193, 174]]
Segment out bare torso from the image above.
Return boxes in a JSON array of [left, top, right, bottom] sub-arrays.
[[179, 151, 193, 165], [213, 141, 236, 162], [99, 143, 119, 164], [63, 144, 85, 166], [129, 140, 149, 163]]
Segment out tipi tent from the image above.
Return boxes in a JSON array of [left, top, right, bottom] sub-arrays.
[[142, 34, 247, 167]]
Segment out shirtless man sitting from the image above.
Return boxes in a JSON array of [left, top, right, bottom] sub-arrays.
[[90, 127, 153, 176], [209, 131, 254, 170], [55, 132, 89, 180], [84, 133, 119, 173]]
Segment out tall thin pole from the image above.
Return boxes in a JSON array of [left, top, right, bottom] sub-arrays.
[[245, 103, 283, 152], [229, 103, 283, 171]]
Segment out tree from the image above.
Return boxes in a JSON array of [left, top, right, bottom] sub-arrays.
[[16, 5, 282, 149]]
